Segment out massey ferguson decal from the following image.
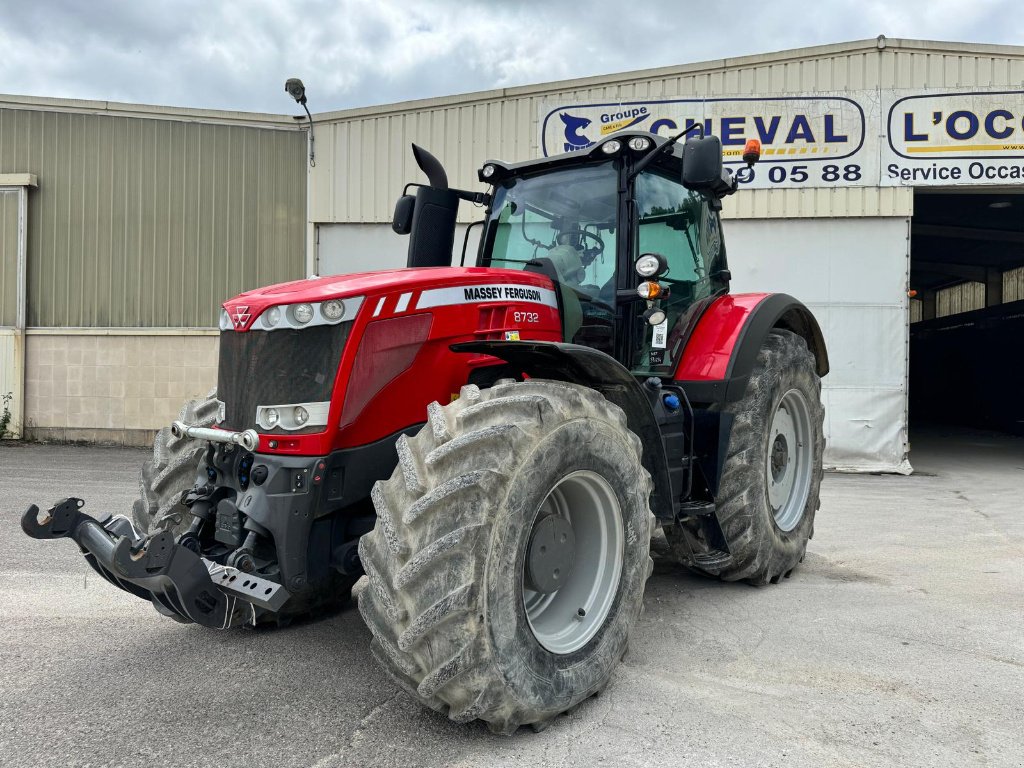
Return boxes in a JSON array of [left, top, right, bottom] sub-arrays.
[[416, 284, 559, 310]]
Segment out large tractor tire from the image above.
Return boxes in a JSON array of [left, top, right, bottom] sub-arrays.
[[666, 329, 824, 584], [358, 380, 655, 733], [131, 391, 218, 536]]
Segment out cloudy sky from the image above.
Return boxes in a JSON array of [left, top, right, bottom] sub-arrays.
[[1, 0, 1020, 114]]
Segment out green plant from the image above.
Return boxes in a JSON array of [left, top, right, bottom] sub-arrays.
[[0, 392, 12, 440]]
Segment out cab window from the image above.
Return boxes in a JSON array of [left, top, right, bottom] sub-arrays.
[[632, 171, 723, 374]]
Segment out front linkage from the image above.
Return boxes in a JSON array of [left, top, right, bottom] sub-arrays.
[[22, 497, 290, 629]]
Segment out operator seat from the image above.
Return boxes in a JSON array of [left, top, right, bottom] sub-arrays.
[[523, 255, 583, 341]]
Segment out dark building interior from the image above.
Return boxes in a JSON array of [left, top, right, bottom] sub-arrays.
[[910, 191, 1024, 436]]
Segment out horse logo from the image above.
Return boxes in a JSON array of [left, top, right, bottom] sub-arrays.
[[560, 113, 594, 152]]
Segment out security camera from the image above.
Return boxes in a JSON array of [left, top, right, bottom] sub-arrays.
[[285, 78, 307, 105]]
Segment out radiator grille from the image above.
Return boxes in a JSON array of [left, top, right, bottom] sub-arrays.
[[217, 323, 350, 432]]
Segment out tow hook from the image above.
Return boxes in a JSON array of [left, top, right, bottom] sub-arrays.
[[21, 498, 289, 627]]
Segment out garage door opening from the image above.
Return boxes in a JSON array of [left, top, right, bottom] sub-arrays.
[[909, 190, 1024, 438]]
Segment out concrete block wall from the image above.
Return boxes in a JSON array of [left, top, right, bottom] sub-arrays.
[[23, 332, 218, 446]]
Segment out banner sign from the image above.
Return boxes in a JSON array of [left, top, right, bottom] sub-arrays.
[[539, 88, 1024, 188], [883, 90, 1024, 184]]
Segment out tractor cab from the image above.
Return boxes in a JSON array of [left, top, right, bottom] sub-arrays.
[[395, 130, 754, 378], [476, 133, 733, 376]]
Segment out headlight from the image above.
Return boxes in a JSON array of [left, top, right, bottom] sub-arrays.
[[219, 309, 232, 330], [292, 303, 314, 325], [644, 307, 667, 326], [635, 254, 666, 278], [601, 139, 622, 155], [262, 306, 281, 328], [321, 299, 345, 321], [262, 407, 280, 428], [294, 406, 309, 426]]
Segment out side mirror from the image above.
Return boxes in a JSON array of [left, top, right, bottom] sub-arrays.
[[681, 135, 724, 190], [392, 195, 415, 235]]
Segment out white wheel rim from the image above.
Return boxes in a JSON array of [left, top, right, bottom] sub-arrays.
[[523, 471, 623, 655], [766, 388, 813, 532]]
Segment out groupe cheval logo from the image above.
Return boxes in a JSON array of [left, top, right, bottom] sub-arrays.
[[561, 107, 651, 152]]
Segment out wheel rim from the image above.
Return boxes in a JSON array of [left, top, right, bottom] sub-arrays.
[[766, 388, 813, 532], [523, 471, 623, 655]]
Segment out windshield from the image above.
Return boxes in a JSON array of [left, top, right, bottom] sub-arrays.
[[483, 163, 618, 355], [631, 170, 723, 374]]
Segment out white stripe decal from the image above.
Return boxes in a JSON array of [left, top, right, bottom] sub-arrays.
[[395, 292, 412, 312], [372, 297, 386, 317], [415, 283, 558, 310]]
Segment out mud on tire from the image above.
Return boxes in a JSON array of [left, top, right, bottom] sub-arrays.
[[131, 390, 218, 536], [358, 379, 655, 733], [666, 329, 824, 585]]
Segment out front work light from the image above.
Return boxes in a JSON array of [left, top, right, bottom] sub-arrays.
[[635, 253, 668, 278], [601, 139, 622, 154], [262, 306, 282, 328], [321, 299, 345, 321], [643, 307, 667, 326], [292, 303, 314, 325]]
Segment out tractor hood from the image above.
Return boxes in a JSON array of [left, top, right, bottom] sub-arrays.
[[221, 266, 556, 332]]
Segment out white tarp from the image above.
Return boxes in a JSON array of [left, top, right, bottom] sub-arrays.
[[726, 217, 912, 473]]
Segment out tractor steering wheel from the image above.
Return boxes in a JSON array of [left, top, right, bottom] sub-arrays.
[[555, 229, 605, 265]]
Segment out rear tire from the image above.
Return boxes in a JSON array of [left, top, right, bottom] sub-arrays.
[[358, 380, 655, 733], [666, 329, 824, 584], [132, 391, 218, 536]]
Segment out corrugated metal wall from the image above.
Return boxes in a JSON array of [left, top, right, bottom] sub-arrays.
[[0, 106, 307, 328], [1005, 266, 1024, 303], [0, 190, 17, 326], [937, 281, 986, 317], [308, 39, 1024, 225]]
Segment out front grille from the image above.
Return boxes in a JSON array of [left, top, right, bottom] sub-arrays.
[[217, 323, 350, 432]]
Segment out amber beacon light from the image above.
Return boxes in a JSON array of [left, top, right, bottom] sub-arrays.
[[742, 138, 762, 165]]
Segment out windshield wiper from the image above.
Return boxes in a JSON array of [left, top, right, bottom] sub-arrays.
[[627, 123, 704, 182]]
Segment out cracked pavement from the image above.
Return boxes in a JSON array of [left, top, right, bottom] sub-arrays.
[[1, 429, 1022, 767]]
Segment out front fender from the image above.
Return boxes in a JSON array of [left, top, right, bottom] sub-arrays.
[[675, 293, 829, 404]]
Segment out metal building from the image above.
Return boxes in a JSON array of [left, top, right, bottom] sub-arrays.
[[2, 37, 1022, 468], [306, 37, 1024, 472], [0, 96, 307, 443]]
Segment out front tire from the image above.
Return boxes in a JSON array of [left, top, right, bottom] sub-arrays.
[[358, 380, 655, 733], [132, 391, 218, 535], [666, 329, 824, 584]]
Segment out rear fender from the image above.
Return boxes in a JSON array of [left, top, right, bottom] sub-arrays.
[[451, 341, 675, 522], [675, 292, 828, 405]]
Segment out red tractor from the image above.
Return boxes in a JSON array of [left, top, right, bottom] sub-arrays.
[[23, 129, 827, 733]]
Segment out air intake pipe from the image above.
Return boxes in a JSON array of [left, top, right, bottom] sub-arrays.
[[405, 144, 459, 269]]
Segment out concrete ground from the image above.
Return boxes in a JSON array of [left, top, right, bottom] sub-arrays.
[[1, 432, 1022, 768]]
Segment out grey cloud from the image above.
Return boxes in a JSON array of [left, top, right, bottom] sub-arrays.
[[0, 0, 1021, 113]]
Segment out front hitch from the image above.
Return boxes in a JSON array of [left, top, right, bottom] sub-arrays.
[[21, 498, 289, 628]]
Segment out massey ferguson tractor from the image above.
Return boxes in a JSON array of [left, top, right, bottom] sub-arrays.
[[22, 128, 827, 733]]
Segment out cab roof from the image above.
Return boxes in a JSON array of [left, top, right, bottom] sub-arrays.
[[478, 130, 683, 185]]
